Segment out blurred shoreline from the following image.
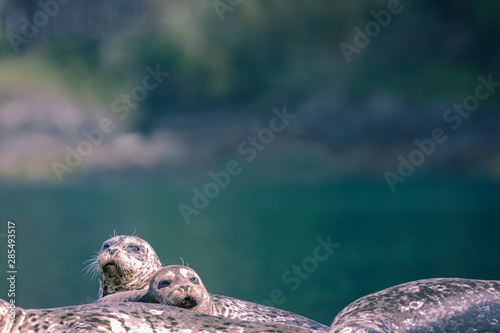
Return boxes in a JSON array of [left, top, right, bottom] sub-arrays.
[[1, 85, 499, 183]]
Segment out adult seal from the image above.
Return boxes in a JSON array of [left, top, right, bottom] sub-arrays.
[[85, 235, 163, 298], [329, 278, 500, 333], [97, 265, 329, 332], [0, 299, 313, 333]]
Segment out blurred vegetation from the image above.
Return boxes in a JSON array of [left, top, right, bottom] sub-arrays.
[[1, 0, 499, 130]]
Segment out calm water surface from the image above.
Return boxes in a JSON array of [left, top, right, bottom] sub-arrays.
[[1, 169, 499, 325]]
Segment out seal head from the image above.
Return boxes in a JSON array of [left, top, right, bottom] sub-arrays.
[[88, 235, 163, 298], [146, 265, 216, 315]]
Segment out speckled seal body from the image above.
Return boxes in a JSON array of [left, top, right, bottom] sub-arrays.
[[329, 278, 500, 333], [0, 299, 313, 333], [89, 235, 163, 298], [210, 294, 329, 332], [96, 265, 329, 332]]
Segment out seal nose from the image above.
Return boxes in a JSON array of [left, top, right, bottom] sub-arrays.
[[180, 285, 189, 292], [108, 249, 117, 255]]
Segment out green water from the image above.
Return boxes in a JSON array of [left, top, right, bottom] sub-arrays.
[[1, 167, 499, 326]]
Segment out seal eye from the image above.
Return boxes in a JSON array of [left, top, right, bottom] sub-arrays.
[[189, 277, 199, 284], [128, 245, 140, 252], [102, 244, 110, 250], [158, 280, 172, 289]]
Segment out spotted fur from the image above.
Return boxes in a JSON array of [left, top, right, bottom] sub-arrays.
[[0, 299, 313, 332], [329, 278, 500, 333]]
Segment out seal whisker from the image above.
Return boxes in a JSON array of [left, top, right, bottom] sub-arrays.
[[83, 255, 100, 281], [83, 256, 97, 266]]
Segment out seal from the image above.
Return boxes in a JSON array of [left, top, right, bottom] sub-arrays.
[[0, 299, 313, 333], [146, 265, 215, 314], [96, 265, 329, 332], [329, 278, 500, 333], [85, 235, 163, 298], [95, 265, 214, 314]]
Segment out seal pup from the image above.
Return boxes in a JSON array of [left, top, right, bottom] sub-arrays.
[[85, 235, 163, 298], [329, 278, 500, 333], [0, 299, 313, 333], [147, 265, 215, 314], [96, 265, 214, 315], [97, 265, 329, 332]]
